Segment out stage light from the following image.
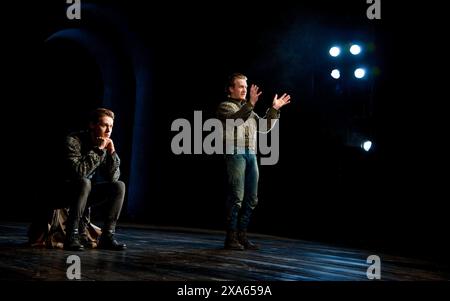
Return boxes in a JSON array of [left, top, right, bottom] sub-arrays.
[[361, 140, 372, 151], [329, 46, 341, 57], [354, 68, 366, 79], [350, 44, 361, 55], [331, 69, 340, 79]]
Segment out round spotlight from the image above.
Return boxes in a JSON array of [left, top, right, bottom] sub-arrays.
[[350, 44, 361, 55], [361, 140, 372, 152], [330, 69, 340, 79], [329, 46, 341, 57], [354, 68, 366, 79]]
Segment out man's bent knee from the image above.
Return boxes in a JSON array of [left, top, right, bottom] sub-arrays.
[[112, 181, 126, 195], [76, 178, 92, 193]]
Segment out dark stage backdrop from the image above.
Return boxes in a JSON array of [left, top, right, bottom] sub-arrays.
[[2, 1, 448, 262]]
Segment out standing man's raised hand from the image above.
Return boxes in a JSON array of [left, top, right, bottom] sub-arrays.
[[249, 84, 262, 106], [272, 93, 291, 110]]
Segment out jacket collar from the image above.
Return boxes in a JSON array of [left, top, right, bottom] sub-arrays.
[[228, 97, 245, 107]]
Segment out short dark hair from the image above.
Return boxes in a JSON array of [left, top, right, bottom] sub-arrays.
[[89, 108, 115, 124]]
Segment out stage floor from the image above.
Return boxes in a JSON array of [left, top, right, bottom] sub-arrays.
[[0, 222, 448, 281]]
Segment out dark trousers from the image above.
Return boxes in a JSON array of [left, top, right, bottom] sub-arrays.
[[64, 178, 125, 234]]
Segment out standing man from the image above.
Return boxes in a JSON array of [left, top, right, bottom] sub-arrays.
[[217, 73, 291, 250]]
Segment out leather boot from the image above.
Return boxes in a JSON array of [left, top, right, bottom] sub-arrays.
[[238, 231, 260, 250], [64, 228, 84, 251], [224, 230, 244, 250], [98, 230, 127, 251]]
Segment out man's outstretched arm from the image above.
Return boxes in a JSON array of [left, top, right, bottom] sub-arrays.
[[258, 93, 291, 133]]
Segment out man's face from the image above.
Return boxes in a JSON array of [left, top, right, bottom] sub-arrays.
[[229, 78, 247, 101], [90, 115, 114, 138]]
